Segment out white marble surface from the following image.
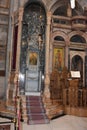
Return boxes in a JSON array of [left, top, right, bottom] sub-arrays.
[[0, 117, 11, 122], [22, 115, 87, 130], [0, 117, 14, 130]]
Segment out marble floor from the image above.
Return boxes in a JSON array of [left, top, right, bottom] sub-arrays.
[[22, 115, 87, 130]]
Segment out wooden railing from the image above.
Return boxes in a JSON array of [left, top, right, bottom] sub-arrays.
[[63, 88, 87, 108], [50, 69, 87, 117]]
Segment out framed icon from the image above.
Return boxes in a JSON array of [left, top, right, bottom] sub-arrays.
[[53, 47, 64, 71]]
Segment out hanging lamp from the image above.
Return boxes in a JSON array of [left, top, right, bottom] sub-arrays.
[[70, 0, 75, 9]]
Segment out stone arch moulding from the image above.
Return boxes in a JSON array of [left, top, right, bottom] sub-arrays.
[[52, 30, 70, 45], [70, 51, 85, 71], [70, 51, 85, 86], [68, 31, 87, 43], [23, 0, 47, 14], [70, 52, 85, 60], [50, 0, 68, 14]]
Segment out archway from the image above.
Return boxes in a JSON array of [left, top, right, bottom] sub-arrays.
[[20, 2, 46, 95]]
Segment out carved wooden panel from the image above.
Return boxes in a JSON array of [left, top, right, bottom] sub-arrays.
[[50, 67, 69, 100], [61, 66, 68, 88], [68, 79, 79, 88], [0, 0, 10, 8], [0, 14, 8, 25], [50, 69, 62, 99], [0, 7, 9, 15]]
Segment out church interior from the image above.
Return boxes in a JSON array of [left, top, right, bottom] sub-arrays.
[[0, 0, 87, 129]]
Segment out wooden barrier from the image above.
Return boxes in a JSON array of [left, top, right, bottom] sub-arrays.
[[63, 79, 87, 117]]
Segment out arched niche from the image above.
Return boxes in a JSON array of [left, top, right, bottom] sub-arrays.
[[71, 55, 83, 87], [20, 2, 46, 73], [19, 2, 46, 94], [71, 55, 83, 72], [70, 50, 85, 87]]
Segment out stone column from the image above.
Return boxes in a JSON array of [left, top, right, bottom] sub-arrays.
[[5, 0, 14, 100], [16, 7, 24, 72], [85, 47, 87, 87], [67, 3, 72, 17], [65, 45, 69, 68], [44, 12, 51, 98]]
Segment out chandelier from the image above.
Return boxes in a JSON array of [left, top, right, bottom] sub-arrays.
[[70, 0, 75, 9]]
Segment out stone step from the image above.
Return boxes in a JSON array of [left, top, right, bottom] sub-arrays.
[[20, 95, 49, 124]]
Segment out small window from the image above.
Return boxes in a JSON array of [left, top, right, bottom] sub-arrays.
[[70, 35, 86, 43], [54, 36, 64, 41]]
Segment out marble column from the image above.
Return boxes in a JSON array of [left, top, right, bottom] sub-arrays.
[[44, 12, 51, 98], [16, 7, 24, 73]]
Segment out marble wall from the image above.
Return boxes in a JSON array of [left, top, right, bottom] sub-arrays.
[[0, 0, 9, 98]]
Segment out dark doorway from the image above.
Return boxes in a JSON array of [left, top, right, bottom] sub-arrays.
[[71, 55, 83, 86]]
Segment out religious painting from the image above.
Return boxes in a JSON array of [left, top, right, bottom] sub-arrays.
[[29, 52, 38, 66], [53, 47, 64, 71]]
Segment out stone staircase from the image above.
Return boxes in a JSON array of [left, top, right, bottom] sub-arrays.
[[20, 95, 64, 123], [20, 95, 49, 125], [43, 97, 64, 119]]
